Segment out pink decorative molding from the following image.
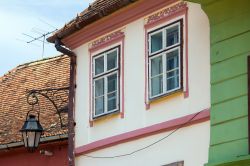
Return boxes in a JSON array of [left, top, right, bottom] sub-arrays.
[[88, 32, 125, 127], [144, 2, 189, 109], [75, 108, 210, 156], [89, 30, 125, 53], [146, 2, 187, 27]]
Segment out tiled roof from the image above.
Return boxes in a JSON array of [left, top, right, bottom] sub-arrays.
[[47, 0, 138, 43], [0, 55, 70, 146]]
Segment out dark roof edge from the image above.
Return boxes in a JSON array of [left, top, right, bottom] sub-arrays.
[[0, 134, 68, 150], [47, 0, 138, 43]]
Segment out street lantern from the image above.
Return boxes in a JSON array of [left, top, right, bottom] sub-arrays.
[[20, 114, 43, 152], [20, 87, 69, 152]]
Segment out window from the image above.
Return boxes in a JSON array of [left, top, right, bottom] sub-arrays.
[[148, 20, 182, 99], [93, 47, 120, 118]]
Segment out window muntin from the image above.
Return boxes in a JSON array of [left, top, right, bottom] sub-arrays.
[[93, 47, 119, 118], [148, 21, 182, 99]]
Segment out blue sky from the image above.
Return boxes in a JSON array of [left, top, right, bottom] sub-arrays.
[[0, 0, 93, 76]]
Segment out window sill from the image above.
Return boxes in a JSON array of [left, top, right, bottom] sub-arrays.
[[92, 110, 121, 123], [148, 88, 183, 105]]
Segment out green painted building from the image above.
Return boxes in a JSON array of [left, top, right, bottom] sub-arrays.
[[190, 0, 250, 165]]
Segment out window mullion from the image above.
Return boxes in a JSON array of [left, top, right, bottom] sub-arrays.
[[178, 46, 181, 89], [93, 59, 95, 77], [104, 76, 108, 113], [178, 22, 181, 46], [149, 57, 152, 98], [104, 53, 107, 73], [163, 54, 166, 93], [104, 53, 107, 113], [163, 29, 166, 50], [116, 72, 119, 109], [162, 29, 167, 93], [93, 79, 95, 117]]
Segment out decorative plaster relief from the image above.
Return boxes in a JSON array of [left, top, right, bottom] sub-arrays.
[[146, 2, 187, 26]]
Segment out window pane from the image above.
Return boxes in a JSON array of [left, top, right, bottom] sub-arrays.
[[95, 78, 104, 97], [167, 70, 179, 91], [108, 73, 117, 93], [166, 49, 179, 71], [95, 56, 104, 75], [95, 97, 104, 116], [151, 75, 163, 97], [151, 31, 163, 53], [166, 25, 179, 47], [167, 70, 179, 78], [151, 56, 163, 77], [107, 50, 117, 71], [108, 92, 117, 111]]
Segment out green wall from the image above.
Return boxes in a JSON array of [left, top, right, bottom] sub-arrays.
[[189, 0, 250, 165]]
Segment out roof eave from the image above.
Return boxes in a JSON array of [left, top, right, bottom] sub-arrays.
[[0, 134, 68, 150], [47, 0, 138, 44]]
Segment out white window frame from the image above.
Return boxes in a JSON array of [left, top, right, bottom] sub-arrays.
[[93, 48, 119, 77], [148, 20, 182, 100], [92, 47, 120, 118]]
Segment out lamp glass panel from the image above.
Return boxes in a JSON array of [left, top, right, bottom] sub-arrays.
[[35, 132, 41, 147], [27, 131, 35, 148], [22, 132, 28, 147]]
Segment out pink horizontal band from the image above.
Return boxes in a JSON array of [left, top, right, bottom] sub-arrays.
[[75, 108, 210, 156]]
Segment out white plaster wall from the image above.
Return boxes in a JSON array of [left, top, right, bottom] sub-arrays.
[[74, 2, 210, 164], [76, 121, 210, 166]]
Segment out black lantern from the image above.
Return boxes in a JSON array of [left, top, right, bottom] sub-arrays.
[[20, 114, 43, 152], [21, 87, 69, 151]]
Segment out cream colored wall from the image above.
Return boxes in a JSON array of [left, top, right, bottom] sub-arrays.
[[76, 122, 210, 166], [74, 2, 210, 165]]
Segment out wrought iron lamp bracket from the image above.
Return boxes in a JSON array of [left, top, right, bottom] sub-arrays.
[[26, 87, 69, 128]]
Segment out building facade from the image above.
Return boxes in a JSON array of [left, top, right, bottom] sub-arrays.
[[48, 0, 211, 165]]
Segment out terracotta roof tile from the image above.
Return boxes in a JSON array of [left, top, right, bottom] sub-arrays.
[[0, 55, 70, 145]]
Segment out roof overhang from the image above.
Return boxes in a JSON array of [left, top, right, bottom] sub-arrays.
[[0, 134, 68, 151], [47, 0, 138, 44]]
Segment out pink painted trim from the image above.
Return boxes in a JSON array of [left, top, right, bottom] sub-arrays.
[[144, 29, 150, 110], [62, 0, 178, 49], [89, 49, 94, 127], [75, 108, 210, 156], [121, 38, 125, 118], [184, 9, 189, 98], [88, 33, 125, 125]]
